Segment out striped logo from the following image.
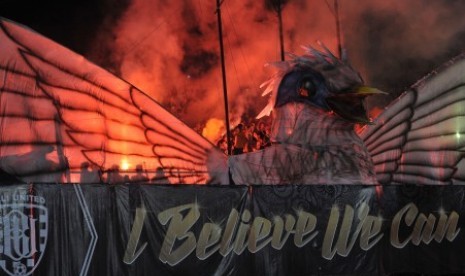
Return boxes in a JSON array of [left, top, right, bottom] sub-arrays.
[[0, 200, 48, 276]]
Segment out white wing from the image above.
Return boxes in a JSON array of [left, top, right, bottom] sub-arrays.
[[359, 54, 465, 185], [0, 17, 228, 184]]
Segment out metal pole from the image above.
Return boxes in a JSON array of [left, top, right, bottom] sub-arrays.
[[334, 0, 342, 58], [216, 0, 233, 156], [277, 4, 285, 61]]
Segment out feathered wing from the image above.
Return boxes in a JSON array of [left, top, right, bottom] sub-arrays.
[[359, 54, 465, 185], [0, 18, 228, 184]]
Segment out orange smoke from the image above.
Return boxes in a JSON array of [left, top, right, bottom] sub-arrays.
[[102, 0, 465, 129], [109, 0, 340, 127]]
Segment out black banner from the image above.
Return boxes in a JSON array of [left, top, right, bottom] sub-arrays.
[[0, 184, 464, 275]]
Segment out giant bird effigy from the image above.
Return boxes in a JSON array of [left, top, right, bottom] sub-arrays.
[[1, 17, 465, 275]]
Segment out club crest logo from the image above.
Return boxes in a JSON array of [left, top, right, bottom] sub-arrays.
[[0, 193, 48, 276]]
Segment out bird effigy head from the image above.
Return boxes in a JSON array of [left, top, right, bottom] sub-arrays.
[[257, 42, 386, 124]]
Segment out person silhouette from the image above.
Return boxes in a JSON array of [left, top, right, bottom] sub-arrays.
[[79, 162, 102, 183], [152, 167, 170, 184], [131, 164, 149, 183], [107, 165, 124, 184]]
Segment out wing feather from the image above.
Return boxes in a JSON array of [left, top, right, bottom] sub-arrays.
[[360, 54, 465, 185], [130, 88, 228, 183], [367, 127, 408, 156]]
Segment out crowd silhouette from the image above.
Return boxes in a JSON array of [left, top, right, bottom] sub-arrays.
[[217, 120, 272, 155], [79, 163, 170, 185]]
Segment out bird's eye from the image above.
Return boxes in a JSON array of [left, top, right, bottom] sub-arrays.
[[298, 77, 315, 98]]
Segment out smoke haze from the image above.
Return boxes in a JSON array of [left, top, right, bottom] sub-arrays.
[[95, 0, 465, 127]]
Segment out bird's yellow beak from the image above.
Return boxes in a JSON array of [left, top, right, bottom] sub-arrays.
[[343, 86, 388, 97]]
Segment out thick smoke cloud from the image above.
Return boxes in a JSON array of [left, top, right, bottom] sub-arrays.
[[96, 0, 465, 129], [98, 0, 341, 128], [180, 49, 218, 79]]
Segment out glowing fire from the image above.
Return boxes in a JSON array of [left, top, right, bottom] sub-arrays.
[[202, 118, 225, 143], [121, 159, 130, 171]]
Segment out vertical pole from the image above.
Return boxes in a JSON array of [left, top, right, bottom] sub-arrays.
[[216, 0, 233, 156], [334, 0, 342, 58], [277, 4, 285, 61]]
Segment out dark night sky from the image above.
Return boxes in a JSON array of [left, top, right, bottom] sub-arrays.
[[0, 0, 128, 55]]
